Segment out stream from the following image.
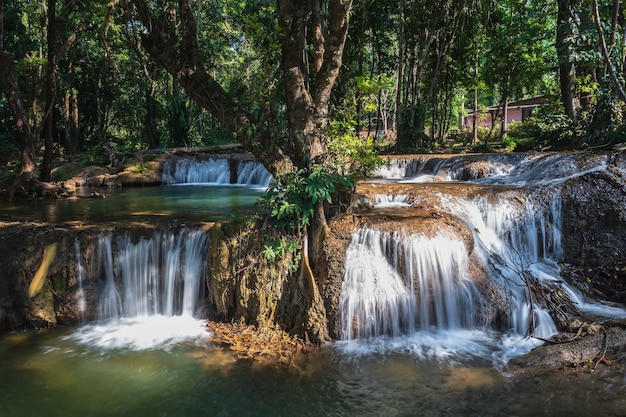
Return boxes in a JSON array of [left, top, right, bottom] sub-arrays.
[[1, 153, 626, 416]]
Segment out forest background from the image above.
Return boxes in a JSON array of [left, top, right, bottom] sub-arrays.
[[1, 0, 626, 190]]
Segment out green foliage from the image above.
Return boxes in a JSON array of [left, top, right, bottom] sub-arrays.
[[326, 105, 385, 180], [505, 121, 537, 151], [77, 152, 102, 167], [262, 239, 301, 271], [526, 109, 575, 149], [500, 136, 517, 152], [129, 163, 148, 174], [326, 133, 384, 180], [260, 166, 354, 232]]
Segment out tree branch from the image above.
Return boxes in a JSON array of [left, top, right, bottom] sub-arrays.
[[592, 0, 626, 102]]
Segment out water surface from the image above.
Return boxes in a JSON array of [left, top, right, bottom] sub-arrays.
[[1, 328, 625, 417], [0, 185, 264, 224]]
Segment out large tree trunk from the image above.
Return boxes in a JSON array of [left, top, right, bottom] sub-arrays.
[[130, 0, 353, 342]]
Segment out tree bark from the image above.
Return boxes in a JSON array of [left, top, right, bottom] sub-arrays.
[[0, 52, 61, 199], [0, 52, 38, 185], [557, 0, 578, 122]]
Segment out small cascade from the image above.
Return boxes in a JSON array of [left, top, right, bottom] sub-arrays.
[[339, 230, 479, 340], [236, 160, 274, 187], [443, 192, 564, 339], [373, 154, 524, 182], [373, 152, 610, 185], [162, 157, 230, 184], [372, 194, 412, 207], [161, 156, 274, 186], [97, 228, 209, 319], [69, 228, 210, 350]]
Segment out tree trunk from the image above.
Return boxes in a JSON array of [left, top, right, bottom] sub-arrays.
[[40, 0, 58, 182], [557, 0, 578, 122], [0, 52, 38, 185], [0, 52, 61, 199], [592, 0, 626, 103]]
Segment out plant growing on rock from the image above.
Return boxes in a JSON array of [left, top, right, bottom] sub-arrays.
[[260, 165, 354, 233]]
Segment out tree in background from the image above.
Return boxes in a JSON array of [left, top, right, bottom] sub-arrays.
[[3, 0, 626, 197]]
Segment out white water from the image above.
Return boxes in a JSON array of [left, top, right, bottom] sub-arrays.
[[69, 228, 210, 350], [374, 152, 611, 186], [372, 194, 412, 207], [236, 160, 275, 187], [161, 157, 273, 186], [162, 157, 231, 184], [341, 154, 626, 364], [340, 231, 478, 340]]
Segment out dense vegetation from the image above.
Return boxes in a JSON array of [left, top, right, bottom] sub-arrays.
[[1, 1, 625, 184]]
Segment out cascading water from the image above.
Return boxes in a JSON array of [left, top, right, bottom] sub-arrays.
[[162, 157, 231, 184], [69, 228, 211, 350], [161, 156, 273, 186], [373, 152, 610, 185], [340, 153, 626, 363], [371, 194, 412, 207], [97, 228, 208, 318], [340, 230, 479, 340], [236, 160, 275, 187]]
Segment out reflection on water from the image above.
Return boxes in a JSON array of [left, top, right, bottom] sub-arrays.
[[0, 327, 625, 417], [0, 185, 264, 224]]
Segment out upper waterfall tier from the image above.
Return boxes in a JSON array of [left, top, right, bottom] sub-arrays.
[[372, 152, 616, 186], [161, 156, 274, 187]]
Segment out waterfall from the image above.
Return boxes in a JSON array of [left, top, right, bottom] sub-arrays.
[[162, 157, 231, 184], [97, 228, 209, 319], [372, 194, 412, 207], [161, 156, 273, 186], [339, 182, 626, 361], [442, 192, 564, 338], [373, 152, 610, 185], [236, 160, 275, 187], [69, 228, 210, 350], [339, 230, 479, 340]]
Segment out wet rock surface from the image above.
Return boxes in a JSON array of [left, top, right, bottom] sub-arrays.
[[560, 169, 626, 267]]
